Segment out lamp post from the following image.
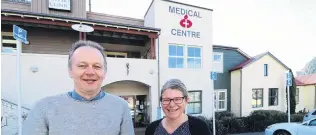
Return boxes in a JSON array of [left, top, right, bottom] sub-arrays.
[[71, 24, 94, 40]]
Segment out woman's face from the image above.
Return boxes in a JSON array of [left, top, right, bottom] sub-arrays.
[[161, 89, 189, 120]]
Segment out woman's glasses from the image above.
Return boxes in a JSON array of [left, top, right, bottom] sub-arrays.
[[161, 97, 186, 105]]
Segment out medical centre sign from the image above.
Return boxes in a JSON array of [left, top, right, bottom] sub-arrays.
[[168, 6, 202, 38]]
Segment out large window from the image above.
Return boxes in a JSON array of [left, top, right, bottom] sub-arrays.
[[296, 88, 299, 104], [168, 44, 184, 68], [268, 88, 278, 106], [187, 46, 201, 69], [252, 88, 263, 108], [187, 91, 202, 114], [214, 90, 227, 111]]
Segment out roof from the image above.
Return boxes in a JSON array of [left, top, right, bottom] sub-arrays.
[[1, 9, 161, 33], [295, 73, 316, 86], [213, 45, 251, 59], [229, 51, 290, 72]]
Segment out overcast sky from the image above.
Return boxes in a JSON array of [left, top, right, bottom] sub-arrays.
[[88, 0, 316, 74]]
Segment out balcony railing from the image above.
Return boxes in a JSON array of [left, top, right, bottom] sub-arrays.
[[4, 0, 31, 4]]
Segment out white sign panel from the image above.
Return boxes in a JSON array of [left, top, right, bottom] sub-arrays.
[[49, 0, 71, 11]]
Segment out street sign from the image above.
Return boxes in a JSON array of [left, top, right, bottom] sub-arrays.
[[13, 25, 28, 44], [210, 71, 217, 80], [286, 72, 292, 86]]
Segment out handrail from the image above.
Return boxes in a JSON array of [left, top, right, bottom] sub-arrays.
[[1, 99, 30, 110]]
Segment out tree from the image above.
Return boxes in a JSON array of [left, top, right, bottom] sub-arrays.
[[286, 69, 296, 114], [302, 57, 316, 75]]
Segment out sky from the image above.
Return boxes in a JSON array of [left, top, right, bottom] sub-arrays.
[[88, 0, 316, 74]]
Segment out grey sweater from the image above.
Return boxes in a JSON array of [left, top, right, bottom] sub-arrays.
[[22, 93, 135, 135]]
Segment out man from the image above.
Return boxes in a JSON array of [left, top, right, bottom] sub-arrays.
[[23, 40, 135, 135]]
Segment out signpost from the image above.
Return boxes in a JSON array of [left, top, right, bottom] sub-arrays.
[[13, 25, 28, 135], [210, 71, 217, 135], [286, 71, 292, 123]]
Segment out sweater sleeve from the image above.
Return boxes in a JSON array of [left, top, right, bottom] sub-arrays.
[[119, 102, 135, 135], [22, 100, 48, 135]]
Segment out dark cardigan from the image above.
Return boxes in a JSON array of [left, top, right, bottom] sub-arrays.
[[145, 115, 211, 135]]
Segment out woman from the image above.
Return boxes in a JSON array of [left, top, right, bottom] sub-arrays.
[[145, 79, 211, 135]]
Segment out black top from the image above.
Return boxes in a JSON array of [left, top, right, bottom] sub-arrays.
[[154, 121, 191, 135], [145, 115, 211, 135]]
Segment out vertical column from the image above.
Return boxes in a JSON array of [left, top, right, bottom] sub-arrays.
[[79, 32, 82, 40]]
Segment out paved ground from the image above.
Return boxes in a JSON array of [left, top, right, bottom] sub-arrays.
[[230, 132, 264, 135], [134, 128, 264, 135], [135, 128, 145, 135]]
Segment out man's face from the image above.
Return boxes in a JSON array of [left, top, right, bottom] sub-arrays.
[[68, 46, 105, 95]]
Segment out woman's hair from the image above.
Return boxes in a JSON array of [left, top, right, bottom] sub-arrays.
[[160, 79, 188, 99]]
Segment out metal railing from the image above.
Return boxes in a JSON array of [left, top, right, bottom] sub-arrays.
[[1, 99, 30, 135], [4, 0, 31, 4]]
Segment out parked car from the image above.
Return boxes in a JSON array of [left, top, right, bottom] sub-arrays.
[[265, 118, 316, 135], [303, 109, 316, 122]]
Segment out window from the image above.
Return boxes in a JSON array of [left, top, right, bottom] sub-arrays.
[[296, 88, 299, 104], [264, 64, 268, 76], [214, 90, 227, 111], [213, 52, 223, 63], [268, 88, 278, 106], [187, 91, 202, 114], [1, 32, 17, 53], [168, 44, 184, 68], [310, 119, 316, 126], [187, 46, 201, 68], [252, 88, 263, 108]]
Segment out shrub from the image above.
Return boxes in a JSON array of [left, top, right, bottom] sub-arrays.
[[196, 110, 306, 134], [215, 111, 235, 120]]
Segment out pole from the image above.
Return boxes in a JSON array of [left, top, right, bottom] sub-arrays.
[[212, 80, 216, 135], [287, 85, 290, 123], [16, 40, 22, 135]]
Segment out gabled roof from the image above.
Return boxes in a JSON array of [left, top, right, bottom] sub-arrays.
[[213, 45, 251, 59], [229, 51, 290, 72], [295, 73, 316, 86]]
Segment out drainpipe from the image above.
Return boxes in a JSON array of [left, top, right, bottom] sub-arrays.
[[240, 69, 243, 117], [89, 0, 91, 12], [157, 32, 161, 119]]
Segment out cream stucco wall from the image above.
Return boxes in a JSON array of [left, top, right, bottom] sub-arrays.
[[1, 53, 159, 122], [144, 0, 214, 118], [241, 55, 288, 116], [296, 85, 316, 112], [230, 70, 241, 116]]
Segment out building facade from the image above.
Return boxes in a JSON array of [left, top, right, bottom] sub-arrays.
[[212, 45, 250, 112], [1, 0, 214, 133], [295, 73, 316, 112], [230, 52, 290, 116]]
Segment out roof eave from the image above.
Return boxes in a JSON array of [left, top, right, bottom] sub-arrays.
[[1, 9, 161, 33]]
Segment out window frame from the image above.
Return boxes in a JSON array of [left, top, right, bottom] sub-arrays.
[[213, 52, 223, 63], [264, 64, 268, 76], [252, 88, 264, 108], [186, 45, 202, 69], [187, 90, 202, 114], [295, 88, 299, 104], [268, 88, 279, 106], [168, 44, 185, 68], [214, 89, 227, 111]]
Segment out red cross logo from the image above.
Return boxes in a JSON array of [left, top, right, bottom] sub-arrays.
[[180, 15, 192, 28]]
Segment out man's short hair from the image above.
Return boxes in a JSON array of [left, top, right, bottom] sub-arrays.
[[68, 40, 107, 72]]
